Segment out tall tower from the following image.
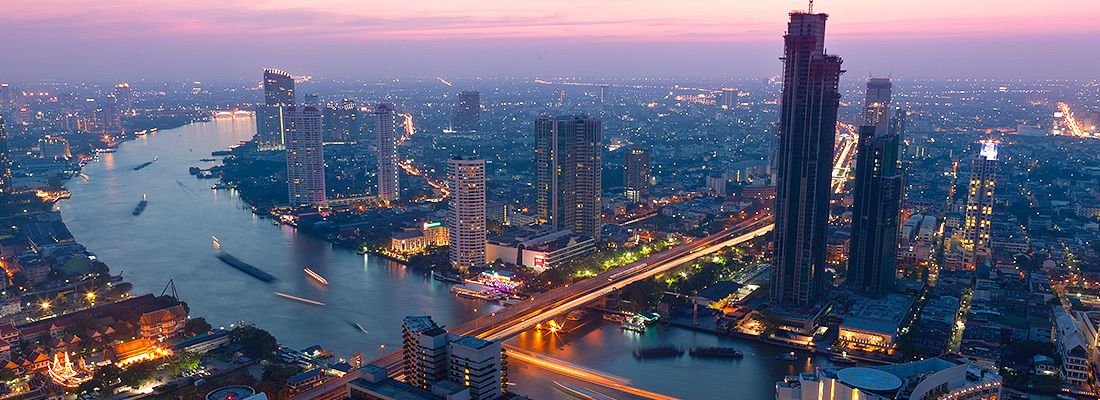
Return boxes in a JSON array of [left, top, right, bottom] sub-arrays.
[[447, 157, 487, 271], [771, 10, 844, 307], [535, 115, 603, 240], [284, 106, 326, 206], [962, 140, 998, 270], [374, 103, 400, 203], [623, 147, 651, 202], [720, 88, 737, 110], [847, 78, 901, 296], [113, 82, 134, 114], [450, 91, 481, 133], [256, 68, 295, 148]]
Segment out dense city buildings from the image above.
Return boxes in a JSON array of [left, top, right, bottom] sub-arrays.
[[771, 10, 843, 307], [776, 356, 1002, 400], [450, 91, 481, 133], [0, 114, 10, 193], [374, 103, 401, 203], [256, 68, 296, 148], [448, 156, 487, 271], [961, 140, 999, 270], [847, 78, 902, 296], [623, 146, 651, 202], [284, 106, 327, 206], [535, 115, 603, 240]]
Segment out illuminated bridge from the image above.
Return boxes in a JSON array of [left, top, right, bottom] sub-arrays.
[[294, 214, 774, 399]]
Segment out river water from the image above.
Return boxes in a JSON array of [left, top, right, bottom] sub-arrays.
[[60, 118, 834, 400]]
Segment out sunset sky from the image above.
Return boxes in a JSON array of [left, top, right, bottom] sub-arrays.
[[2, 0, 1097, 80]]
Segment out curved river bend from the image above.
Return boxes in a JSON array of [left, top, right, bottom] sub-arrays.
[[61, 118, 832, 399]]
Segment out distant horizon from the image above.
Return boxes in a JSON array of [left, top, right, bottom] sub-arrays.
[[2, 0, 1098, 81]]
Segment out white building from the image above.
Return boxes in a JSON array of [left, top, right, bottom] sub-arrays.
[[448, 157, 486, 271], [1053, 306, 1096, 389], [776, 357, 1001, 400], [486, 228, 595, 272], [374, 103, 400, 203], [284, 106, 326, 206]]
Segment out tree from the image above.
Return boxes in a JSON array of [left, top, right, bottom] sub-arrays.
[[119, 360, 159, 388], [166, 351, 201, 376], [183, 318, 213, 337], [230, 326, 278, 361]]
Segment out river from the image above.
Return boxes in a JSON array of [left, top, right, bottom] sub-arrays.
[[60, 118, 835, 400]]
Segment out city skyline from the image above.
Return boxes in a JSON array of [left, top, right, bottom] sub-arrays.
[[2, 1, 1098, 80]]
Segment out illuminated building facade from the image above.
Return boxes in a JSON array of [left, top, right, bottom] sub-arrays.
[[284, 106, 327, 206], [374, 103, 400, 203], [450, 91, 481, 133], [535, 115, 602, 240], [776, 357, 1001, 400], [623, 146, 650, 202], [448, 156, 486, 271], [848, 78, 902, 296], [0, 115, 11, 193], [961, 140, 998, 270], [772, 10, 843, 307], [256, 68, 295, 148], [113, 82, 133, 114], [400, 316, 505, 400]]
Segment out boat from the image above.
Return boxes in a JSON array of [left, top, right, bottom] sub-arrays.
[[199, 158, 216, 162], [828, 352, 858, 365], [432, 272, 463, 284], [553, 382, 618, 400], [132, 156, 158, 171], [215, 251, 277, 282], [349, 322, 368, 334], [620, 319, 646, 333], [603, 313, 624, 323], [689, 346, 743, 359], [304, 268, 329, 285], [274, 292, 324, 306], [135, 130, 147, 136], [149, 128, 158, 133], [132, 194, 148, 216], [450, 283, 504, 301], [633, 346, 683, 359], [776, 351, 798, 361], [566, 309, 589, 321]]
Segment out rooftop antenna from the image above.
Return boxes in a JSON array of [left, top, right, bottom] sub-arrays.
[[808, 0, 814, 13]]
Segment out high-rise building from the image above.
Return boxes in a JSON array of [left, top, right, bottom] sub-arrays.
[[448, 156, 486, 271], [720, 88, 737, 110], [623, 147, 650, 202], [0, 114, 11, 194], [374, 103, 400, 203], [256, 68, 295, 148], [962, 140, 998, 270], [848, 79, 902, 296], [863, 78, 892, 133], [598, 84, 608, 104], [535, 115, 602, 240], [113, 82, 134, 114], [771, 10, 844, 307], [450, 91, 481, 133], [324, 99, 360, 142], [401, 316, 506, 400], [284, 106, 326, 206], [0, 84, 13, 114]]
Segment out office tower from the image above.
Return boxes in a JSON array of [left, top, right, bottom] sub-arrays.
[[863, 78, 892, 133], [374, 103, 400, 203], [113, 82, 134, 114], [449, 336, 504, 400], [962, 140, 998, 270], [535, 115, 603, 240], [448, 156, 487, 271], [720, 88, 737, 110], [0, 115, 10, 194], [325, 99, 360, 142], [284, 106, 326, 206], [256, 68, 295, 148], [847, 79, 901, 296], [100, 94, 123, 136], [450, 91, 481, 133], [557, 89, 566, 107], [598, 84, 608, 103], [771, 10, 844, 307], [623, 146, 651, 202], [401, 316, 449, 390], [401, 316, 505, 400]]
